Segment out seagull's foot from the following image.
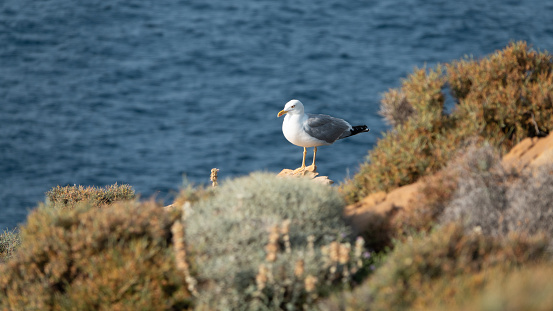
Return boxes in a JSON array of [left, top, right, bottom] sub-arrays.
[[305, 164, 317, 172], [293, 165, 307, 174]]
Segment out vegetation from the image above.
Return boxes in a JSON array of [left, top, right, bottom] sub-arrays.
[[0, 228, 20, 263], [46, 183, 135, 209], [389, 143, 499, 242], [1, 183, 135, 264], [342, 41, 553, 203], [319, 224, 550, 311], [171, 178, 215, 208], [440, 148, 553, 241], [0, 199, 191, 310], [434, 265, 553, 311], [2, 42, 553, 310], [183, 173, 375, 310]]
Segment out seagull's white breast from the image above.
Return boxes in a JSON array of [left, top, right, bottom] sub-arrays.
[[282, 114, 330, 147]]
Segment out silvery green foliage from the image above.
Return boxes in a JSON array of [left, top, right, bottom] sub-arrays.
[[440, 145, 553, 242], [505, 164, 553, 236], [185, 173, 350, 310], [439, 144, 509, 236]]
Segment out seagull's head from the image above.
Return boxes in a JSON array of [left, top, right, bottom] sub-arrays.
[[277, 99, 304, 117]]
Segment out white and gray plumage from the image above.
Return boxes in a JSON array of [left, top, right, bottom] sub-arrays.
[[277, 99, 370, 171]]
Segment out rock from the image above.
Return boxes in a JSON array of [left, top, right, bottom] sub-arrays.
[[344, 180, 422, 244], [344, 182, 422, 217], [502, 133, 553, 170], [277, 167, 334, 185]]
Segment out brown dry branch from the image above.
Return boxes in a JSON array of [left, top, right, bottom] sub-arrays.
[[171, 221, 198, 297]]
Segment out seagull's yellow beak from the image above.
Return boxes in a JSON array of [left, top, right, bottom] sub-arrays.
[[277, 110, 287, 117]]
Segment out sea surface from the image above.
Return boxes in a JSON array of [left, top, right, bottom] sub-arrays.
[[1, 0, 552, 230]]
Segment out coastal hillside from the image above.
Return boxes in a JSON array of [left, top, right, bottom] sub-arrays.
[[1, 42, 552, 310]]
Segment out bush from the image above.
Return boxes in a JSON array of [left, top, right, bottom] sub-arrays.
[[437, 265, 553, 311], [45, 183, 135, 209], [183, 173, 371, 310], [440, 147, 553, 242], [0, 228, 20, 263], [504, 164, 553, 237], [318, 223, 550, 311], [0, 200, 191, 310], [342, 41, 553, 203], [438, 144, 509, 236], [448, 42, 553, 142]]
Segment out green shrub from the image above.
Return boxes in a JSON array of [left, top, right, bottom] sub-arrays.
[[0, 228, 20, 263], [0, 200, 191, 310], [342, 41, 553, 203], [319, 224, 549, 311], [368, 224, 548, 311], [436, 265, 553, 311], [184, 173, 370, 310], [45, 183, 135, 209], [448, 42, 553, 142]]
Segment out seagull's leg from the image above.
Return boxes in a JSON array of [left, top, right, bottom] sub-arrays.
[[307, 147, 317, 172], [294, 147, 307, 172], [301, 147, 307, 169]]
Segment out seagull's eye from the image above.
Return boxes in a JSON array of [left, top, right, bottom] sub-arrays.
[[291, 105, 295, 108]]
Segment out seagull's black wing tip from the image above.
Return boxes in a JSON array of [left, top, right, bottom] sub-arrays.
[[350, 125, 370, 136]]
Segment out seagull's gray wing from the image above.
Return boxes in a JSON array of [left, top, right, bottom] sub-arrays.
[[304, 113, 351, 144]]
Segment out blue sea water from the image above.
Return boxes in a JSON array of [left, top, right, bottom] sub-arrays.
[[1, 0, 552, 230]]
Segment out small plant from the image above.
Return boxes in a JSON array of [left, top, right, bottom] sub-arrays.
[[45, 183, 135, 209], [184, 173, 372, 310], [0, 200, 192, 310], [0, 228, 20, 263]]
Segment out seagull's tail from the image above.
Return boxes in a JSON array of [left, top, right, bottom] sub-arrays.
[[339, 125, 370, 139]]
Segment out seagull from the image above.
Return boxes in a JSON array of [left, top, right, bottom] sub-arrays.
[[277, 99, 369, 172]]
